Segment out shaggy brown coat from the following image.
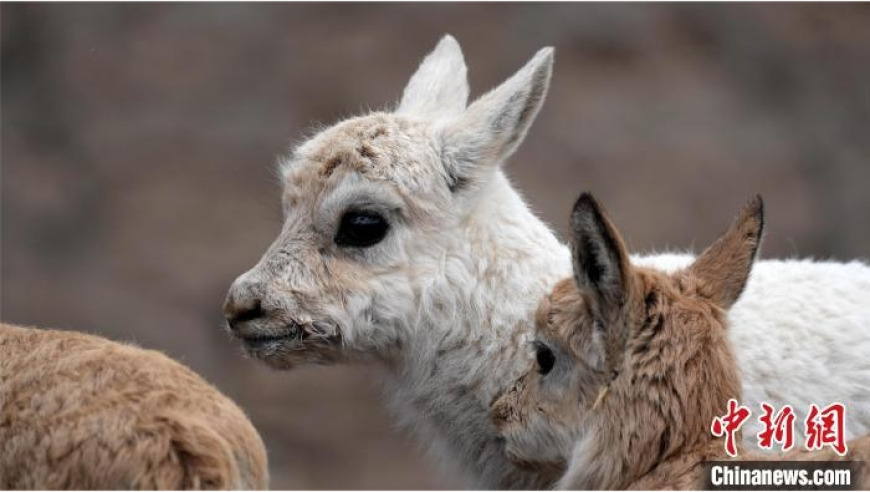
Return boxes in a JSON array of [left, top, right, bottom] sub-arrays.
[[0, 323, 268, 489], [492, 194, 869, 489]]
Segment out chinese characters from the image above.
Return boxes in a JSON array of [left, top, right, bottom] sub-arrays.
[[711, 400, 847, 457]]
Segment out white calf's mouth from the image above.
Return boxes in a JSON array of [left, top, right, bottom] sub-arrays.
[[235, 320, 343, 359], [232, 321, 303, 350], [239, 331, 299, 350]]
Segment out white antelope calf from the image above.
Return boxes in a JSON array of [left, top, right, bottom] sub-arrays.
[[223, 35, 870, 488]]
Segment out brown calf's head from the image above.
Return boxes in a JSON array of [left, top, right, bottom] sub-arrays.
[[491, 193, 764, 488]]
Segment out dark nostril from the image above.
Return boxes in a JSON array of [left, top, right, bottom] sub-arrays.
[[225, 298, 264, 330], [235, 299, 263, 322]]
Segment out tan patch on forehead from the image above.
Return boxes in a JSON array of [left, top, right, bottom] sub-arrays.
[[320, 155, 345, 178], [284, 113, 441, 204], [358, 143, 378, 159], [312, 116, 395, 179]]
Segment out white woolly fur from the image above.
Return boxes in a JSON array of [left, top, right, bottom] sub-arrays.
[[224, 35, 870, 488]]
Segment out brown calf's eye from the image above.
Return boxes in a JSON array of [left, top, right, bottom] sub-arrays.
[[534, 341, 556, 375], [335, 210, 389, 248]]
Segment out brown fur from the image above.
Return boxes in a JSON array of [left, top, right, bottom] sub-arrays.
[[0, 323, 269, 489], [492, 194, 870, 489]]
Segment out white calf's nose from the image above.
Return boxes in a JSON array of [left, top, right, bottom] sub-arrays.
[[224, 279, 265, 331]]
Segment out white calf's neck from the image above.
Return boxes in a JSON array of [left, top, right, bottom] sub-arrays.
[[386, 171, 571, 488]]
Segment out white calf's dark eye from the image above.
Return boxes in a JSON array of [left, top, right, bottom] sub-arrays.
[[335, 210, 389, 248], [534, 342, 556, 375]]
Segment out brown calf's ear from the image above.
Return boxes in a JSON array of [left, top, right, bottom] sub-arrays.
[[689, 195, 765, 310], [570, 193, 632, 319]]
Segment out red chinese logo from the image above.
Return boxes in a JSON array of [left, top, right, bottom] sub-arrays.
[[711, 398, 752, 457], [757, 403, 796, 451], [712, 401, 848, 457], [805, 402, 847, 456]]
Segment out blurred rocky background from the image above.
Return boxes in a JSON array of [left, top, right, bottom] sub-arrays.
[[2, 3, 869, 488]]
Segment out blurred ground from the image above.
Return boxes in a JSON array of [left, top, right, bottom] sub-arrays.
[[2, 3, 869, 489]]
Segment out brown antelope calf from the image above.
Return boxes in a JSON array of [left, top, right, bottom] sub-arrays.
[[491, 193, 870, 489], [0, 323, 268, 489]]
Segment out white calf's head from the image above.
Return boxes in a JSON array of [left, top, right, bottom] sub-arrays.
[[224, 36, 554, 368]]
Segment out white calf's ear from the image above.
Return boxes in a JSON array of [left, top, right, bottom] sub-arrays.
[[689, 195, 765, 310], [397, 35, 469, 119], [570, 193, 631, 319], [440, 47, 554, 192]]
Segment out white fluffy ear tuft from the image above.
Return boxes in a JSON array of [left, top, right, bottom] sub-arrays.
[[440, 47, 554, 192], [397, 35, 469, 119]]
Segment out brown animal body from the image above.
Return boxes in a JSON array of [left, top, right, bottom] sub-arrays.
[[0, 323, 268, 489], [491, 193, 870, 489]]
